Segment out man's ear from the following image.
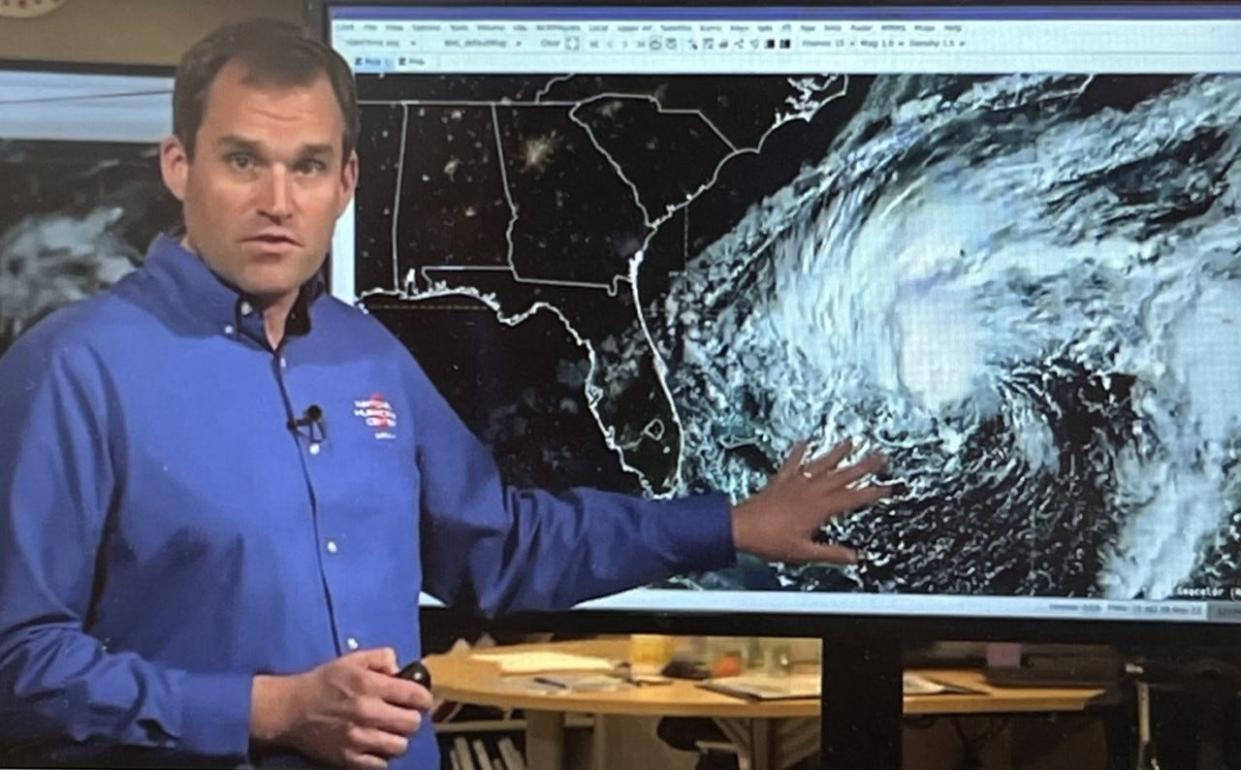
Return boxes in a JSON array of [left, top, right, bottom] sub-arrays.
[[160, 134, 190, 202], [337, 150, 359, 216]]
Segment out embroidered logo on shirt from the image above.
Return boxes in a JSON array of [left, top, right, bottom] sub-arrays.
[[354, 393, 397, 440]]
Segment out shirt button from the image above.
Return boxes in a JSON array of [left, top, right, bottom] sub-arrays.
[[223, 324, 235, 336], [240, 301, 253, 316], [326, 539, 338, 554], [280, 357, 288, 369], [346, 637, 360, 651], [309, 443, 322, 456]]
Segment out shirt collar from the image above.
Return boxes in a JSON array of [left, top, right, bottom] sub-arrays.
[[143, 233, 326, 343]]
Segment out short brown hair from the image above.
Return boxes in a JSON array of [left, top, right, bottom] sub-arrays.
[[173, 18, 360, 160]]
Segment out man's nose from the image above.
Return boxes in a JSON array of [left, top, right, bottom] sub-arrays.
[[258, 166, 293, 222]]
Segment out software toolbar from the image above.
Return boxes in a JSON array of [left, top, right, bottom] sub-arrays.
[[332, 17, 1241, 73]]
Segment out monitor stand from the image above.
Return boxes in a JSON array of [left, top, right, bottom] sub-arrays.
[[1129, 648, 1241, 770], [814, 640, 1241, 769], [820, 633, 903, 768]]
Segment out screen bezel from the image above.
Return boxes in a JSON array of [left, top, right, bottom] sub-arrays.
[[0, 60, 172, 77], [309, 0, 1241, 643], [0, 59, 175, 140]]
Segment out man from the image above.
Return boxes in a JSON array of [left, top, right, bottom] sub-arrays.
[[0, 19, 890, 770]]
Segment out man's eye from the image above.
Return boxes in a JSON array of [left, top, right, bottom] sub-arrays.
[[296, 159, 328, 174], [227, 154, 254, 170]]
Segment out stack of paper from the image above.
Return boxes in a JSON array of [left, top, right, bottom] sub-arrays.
[[472, 650, 616, 675]]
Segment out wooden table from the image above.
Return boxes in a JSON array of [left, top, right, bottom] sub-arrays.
[[424, 638, 1107, 770]]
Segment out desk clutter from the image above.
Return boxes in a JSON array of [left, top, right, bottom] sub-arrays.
[[427, 635, 1112, 770], [700, 671, 984, 701], [491, 666, 980, 699], [459, 636, 981, 700]]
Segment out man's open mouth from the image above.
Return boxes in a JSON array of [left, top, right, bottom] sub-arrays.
[[247, 234, 300, 246]]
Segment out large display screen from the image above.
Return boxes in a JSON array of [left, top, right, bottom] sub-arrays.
[[0, 65, 179, 357], [321, 3, 1241, 625]]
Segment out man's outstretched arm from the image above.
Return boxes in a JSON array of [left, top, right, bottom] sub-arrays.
[[407, 355, 889, 617]]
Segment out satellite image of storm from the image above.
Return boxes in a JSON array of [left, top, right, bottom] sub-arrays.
[[352, 72, 1241, 601]]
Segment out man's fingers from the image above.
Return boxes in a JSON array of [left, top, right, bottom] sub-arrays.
[[826, 484, 893, 515], [802, 439, 853, 478], [775, 440, 810, 482], [353, 647, 399, 676], [815, 452, 887, 490], [798, 542, 859, 565], [343, 750, 389, 770], [369, 670, 434, 711], [357, 693, 424, 736], [346, 725, 410, 759]]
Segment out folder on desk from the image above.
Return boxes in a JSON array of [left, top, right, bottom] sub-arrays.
[[699, 673, 821, 701]]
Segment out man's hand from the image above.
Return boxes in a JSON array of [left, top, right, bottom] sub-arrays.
[[250, 647, 433, 770], [731, 439, 891, 564]]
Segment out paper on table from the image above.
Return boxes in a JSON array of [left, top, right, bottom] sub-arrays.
[[472, 650, 617, 674], [698, 672, 982, 701], [903, 672, 973, 695]]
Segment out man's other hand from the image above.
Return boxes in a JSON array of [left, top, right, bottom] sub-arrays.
[[250, 647, 433, 769], [730, 439, 892, 564]]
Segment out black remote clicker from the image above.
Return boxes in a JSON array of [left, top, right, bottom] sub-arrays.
[[397, 660, 432, 689]]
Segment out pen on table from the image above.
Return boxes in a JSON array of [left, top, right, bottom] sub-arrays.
[[532, 675, 570, 690], [612, 669, 673, 687]]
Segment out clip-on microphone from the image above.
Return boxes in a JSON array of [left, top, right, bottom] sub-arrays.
[[287, 404, 324, 431]]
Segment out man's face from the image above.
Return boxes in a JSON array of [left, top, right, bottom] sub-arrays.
[[160, 60, 357, 306]]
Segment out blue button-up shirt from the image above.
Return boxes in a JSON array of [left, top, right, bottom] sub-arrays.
[[0, 235, 735, 768]]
